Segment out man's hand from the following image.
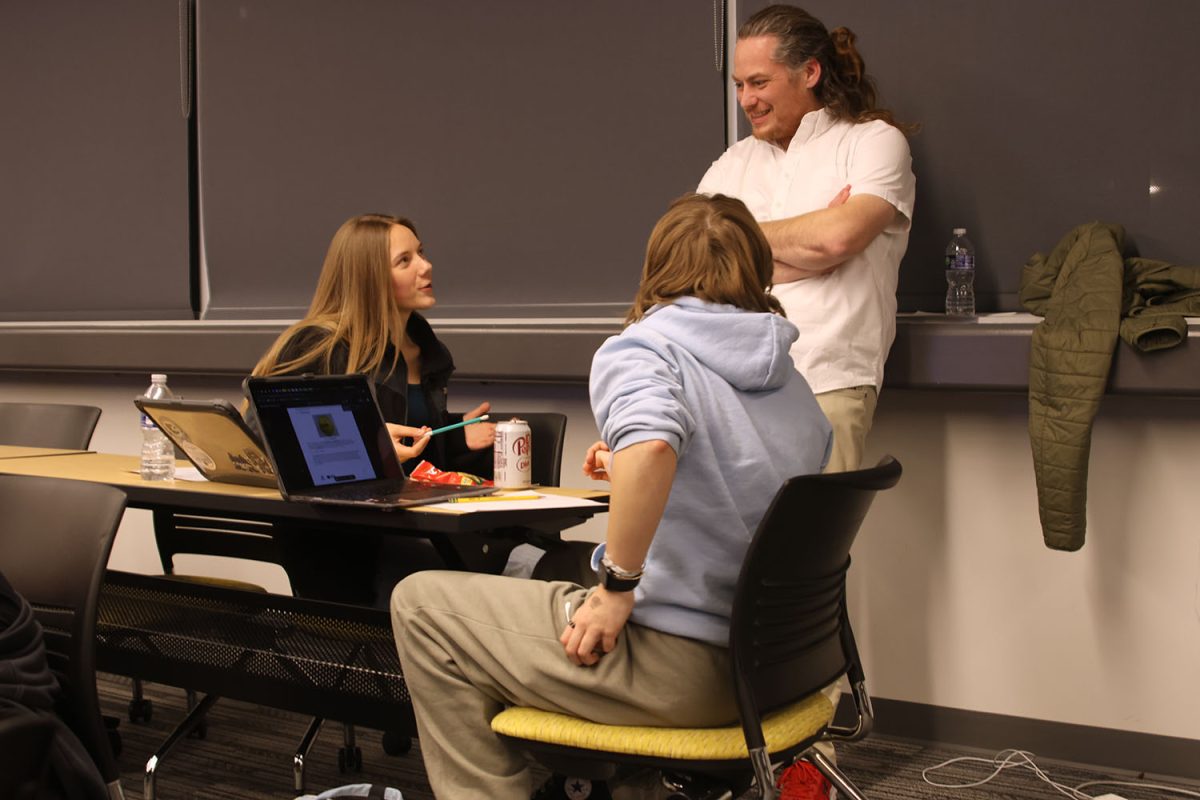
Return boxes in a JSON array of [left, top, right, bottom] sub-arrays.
[[560, 587, 635, 666], [462, 402, 496, 451], [386, 423, 431, 462], [827, 184, 851, 208], [582, 440, 612, 481]]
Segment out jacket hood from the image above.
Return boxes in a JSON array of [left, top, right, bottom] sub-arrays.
[[639, 297, 799, 392]]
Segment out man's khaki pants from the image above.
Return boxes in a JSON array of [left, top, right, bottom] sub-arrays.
[[815, 386, 878, 474], [392, 571, 736, 799]]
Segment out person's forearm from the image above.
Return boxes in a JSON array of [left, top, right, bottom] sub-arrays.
[[603, 439, 677, 572], [773, 258, 831, 283], [762, 194, 899, 283], [761, 209, 861, 278]]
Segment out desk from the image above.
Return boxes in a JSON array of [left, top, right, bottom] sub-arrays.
[[0, 444, 88, 459], [0, 448, 609, 793], [0, 450, 607, 536]]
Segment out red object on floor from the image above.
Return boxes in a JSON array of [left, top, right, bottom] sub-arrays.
[[777, 761, 832, 799]]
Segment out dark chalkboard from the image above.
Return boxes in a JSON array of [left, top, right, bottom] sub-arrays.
[[0, 0, 191, 321], [197, 0, 727, 320]]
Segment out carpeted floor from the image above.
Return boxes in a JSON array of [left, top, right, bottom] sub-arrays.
[[97, 673, 1196, 800]]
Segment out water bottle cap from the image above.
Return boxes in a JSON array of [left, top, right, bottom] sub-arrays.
[[151, 373, 167, 382], [953, 227, 967, 235]]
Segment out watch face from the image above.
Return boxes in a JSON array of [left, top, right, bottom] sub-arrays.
[[602, 570, 639, 592]]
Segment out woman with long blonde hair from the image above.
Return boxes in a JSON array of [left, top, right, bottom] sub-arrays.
[[251, 213, 495, 605], [252, 213, 495, 467]]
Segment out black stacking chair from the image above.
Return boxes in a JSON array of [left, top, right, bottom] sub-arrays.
[[0, 715, 56, 800], [492, 456, 902, 800], [125, 511, 286, 728], [0, 402, 101, 449], [0, 475, 129, 800]]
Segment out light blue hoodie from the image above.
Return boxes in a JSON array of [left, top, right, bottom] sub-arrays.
[[590, 297, 832, 646]]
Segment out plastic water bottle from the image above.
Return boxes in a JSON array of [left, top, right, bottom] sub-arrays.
[[139, 373, 176, 481], [944, 227, 976, 317]]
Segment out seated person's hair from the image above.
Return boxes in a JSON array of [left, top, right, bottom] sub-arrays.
[[627, 193, 783, 324]]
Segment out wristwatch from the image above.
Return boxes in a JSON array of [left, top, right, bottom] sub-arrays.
[[599, 554, 643, 593]]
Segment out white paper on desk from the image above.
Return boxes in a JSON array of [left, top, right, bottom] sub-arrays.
[[420, 491, 605, 513], [173, 466, 210, 482]]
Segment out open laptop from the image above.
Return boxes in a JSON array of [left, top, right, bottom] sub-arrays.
[[134, 397, 278, 488], [243, 373, 495, 509]]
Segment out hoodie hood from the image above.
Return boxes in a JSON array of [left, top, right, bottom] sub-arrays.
[[638, 297, 798, 392]]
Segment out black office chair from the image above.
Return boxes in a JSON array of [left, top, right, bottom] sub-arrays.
[[0, 402, 101, 449], [0, 475, 129, 800], [0, 715, 56, 800], [492, 456, 902, 800], [127, 510, 286, 726]]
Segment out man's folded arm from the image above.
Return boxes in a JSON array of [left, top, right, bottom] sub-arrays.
[[763, 193, 900, 283]]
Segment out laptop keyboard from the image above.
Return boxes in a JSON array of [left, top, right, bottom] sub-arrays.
[[319, 482, 471, 504]]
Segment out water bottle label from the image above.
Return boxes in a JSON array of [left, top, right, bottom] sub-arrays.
[[946, 253, 975, 270]]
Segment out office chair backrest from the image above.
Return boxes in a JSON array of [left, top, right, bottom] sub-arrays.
[[152, 510, 285, 578], [0, 402, 102, 449], [729, 456, 902, 720], [0, 475, 128, 788], [0, 715, 55, 800], [489, 412, 567, 487]]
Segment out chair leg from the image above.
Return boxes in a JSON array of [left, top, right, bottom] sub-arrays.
[[143, 693, 220, 800], [128, 678, 152, 722], [748, 747, 779, 800], [293, 717, 323, 793], [809, 748, 868, 800], [338, 722, 362, 773]]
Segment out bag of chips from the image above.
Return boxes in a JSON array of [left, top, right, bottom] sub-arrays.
[[408, 460, 491, 487]]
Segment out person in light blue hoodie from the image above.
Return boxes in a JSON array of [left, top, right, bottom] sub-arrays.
[[390, 193, 831, 800]]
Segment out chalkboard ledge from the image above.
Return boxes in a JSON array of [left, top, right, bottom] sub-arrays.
[[0, 316, 1197, 395]]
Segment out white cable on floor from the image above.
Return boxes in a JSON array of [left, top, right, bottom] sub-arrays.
[[920, 748, 1200, 799]]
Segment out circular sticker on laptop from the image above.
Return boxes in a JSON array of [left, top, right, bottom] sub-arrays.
[[180, 442, 217, 472]]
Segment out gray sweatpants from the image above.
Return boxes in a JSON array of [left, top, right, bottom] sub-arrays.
[[390, 571, 737, 799]]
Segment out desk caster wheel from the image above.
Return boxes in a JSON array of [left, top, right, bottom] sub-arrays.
[[337, 746, 362, 773], [381, 731, 412, 756], [129, 697, 153, 723]]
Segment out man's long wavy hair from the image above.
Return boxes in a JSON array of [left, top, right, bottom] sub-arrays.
[[740, 4, 916, 134], [251, 213, 415, 380], [626, 193, 783, 324]]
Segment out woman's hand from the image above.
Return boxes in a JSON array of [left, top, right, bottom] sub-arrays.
[[462, 402, 496, 451], [386, 423, 431, 462], [582, 441, 612, 481], [560, 587, 634, 666]]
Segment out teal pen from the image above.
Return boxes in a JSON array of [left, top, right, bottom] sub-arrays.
[[421, 414, 489, 438]]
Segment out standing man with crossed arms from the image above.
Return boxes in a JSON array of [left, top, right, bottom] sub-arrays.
[[699, 4, 916, 473]]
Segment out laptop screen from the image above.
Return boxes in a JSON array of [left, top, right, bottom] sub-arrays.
[[246, 375, 404, 492]]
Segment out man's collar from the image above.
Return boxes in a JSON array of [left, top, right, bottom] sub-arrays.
[[785, 107, 834, 149]]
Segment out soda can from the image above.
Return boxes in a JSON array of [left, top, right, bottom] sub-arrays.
[[494, 417, 532, 489]]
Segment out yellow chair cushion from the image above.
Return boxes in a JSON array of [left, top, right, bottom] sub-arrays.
[[162, 574, 269, 593], [490, 692, 833, 761]]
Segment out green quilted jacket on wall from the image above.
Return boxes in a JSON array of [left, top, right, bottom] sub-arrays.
[[1020, 222, 1200, 551]]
